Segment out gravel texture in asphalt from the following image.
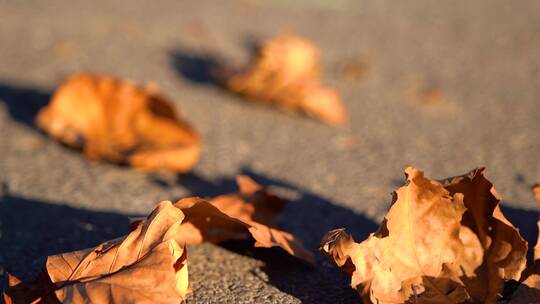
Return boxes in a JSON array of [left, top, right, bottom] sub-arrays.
[[1, 1, 540, 303]]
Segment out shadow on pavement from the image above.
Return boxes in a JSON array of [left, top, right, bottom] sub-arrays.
[[168, 35, 264, 88], [500, 204, 540, 262], [0, 187, 133, 293], [220, 239, 361, 304], [0, 82, 51, 128], [169, 49, 225, 86]]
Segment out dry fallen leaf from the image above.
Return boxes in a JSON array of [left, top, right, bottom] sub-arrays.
[[321, 167, 470, 303], [4, 180, 313, 303], [321, 167, 527, 304], [225, 34, 346, 126], [175, 177, 315, 264], [209, 176, 313, 263], [120, 176, 313, 263], [3, 201, 189, 304], [442, 167, 528, 303], [209, 175, 287, 226], [36, 73, 200, 172]]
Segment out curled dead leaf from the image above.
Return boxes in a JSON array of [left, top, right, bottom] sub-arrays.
[[209, 175, 287, 226], [4, 201, 189, 304], [225, 34, 346, 126], [176, 198, 315, 264], [321, 167, 527, 304], [3, 178, 313, 303], [36, 73, 200, 172], [175, 176, 315, 264], [442, 167, 528, 303], [322, 167, 470, 303]]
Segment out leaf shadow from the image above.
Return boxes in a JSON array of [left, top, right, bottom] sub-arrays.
[[0, 188, 135, 293], [0, 82, 52, 129], [168, 35, 261, 87], [151, 167, 378, 303], [500, 203, 539, 262], [169, 49, 225, 86]]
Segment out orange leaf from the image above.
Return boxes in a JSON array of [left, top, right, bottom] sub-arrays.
[[175, 196, 315, 265], [225, 34, 346, 126], [442, 168, 527, 303], [173, 176, 314, 264], [209, 175, 287, 226], [36, 73, 200, 172], [4, 202, 189, 303], [321, 167, 470, 303], [4, 179, 313, 303], [321, 167, 527, 304]]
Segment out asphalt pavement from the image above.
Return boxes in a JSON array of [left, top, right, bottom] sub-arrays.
[[1, 1, 539, 303]]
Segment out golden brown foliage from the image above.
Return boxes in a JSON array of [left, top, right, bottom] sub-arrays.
[[4, 201, 189, 303], [442, 168, 528, 302], [210, 175, 287, 226], [175, 176, 314, 264], [321, 167, 528, 304], [36, 73, 200, 172], [3, 177, 313, 303], [226, 34, 346, 126], [176, 197, 314, 264]]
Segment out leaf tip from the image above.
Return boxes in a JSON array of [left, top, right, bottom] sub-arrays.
[[236, 175, 262, 194]]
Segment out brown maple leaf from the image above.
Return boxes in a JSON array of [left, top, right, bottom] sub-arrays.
[[3, 178, 313, 303], [121, 176, 313, 263], [225, 34, 347, 126], [175, 192, 315, 264], [208, 176, 314, 263], [209, 175, 287, 226], [321, 167, 527, 304], [442, 168, 528, 303], [321, 167, 470, 303], [36, 73, 200, 172], [3, 201, 189, 304]]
